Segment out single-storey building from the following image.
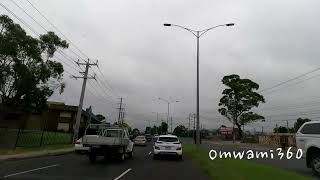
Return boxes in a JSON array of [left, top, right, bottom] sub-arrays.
[[0, 101, 100, 133]]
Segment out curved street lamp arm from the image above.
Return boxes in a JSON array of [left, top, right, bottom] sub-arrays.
[[158, 97, 169, 103], [170, 24, 198, 37], [198, 24, 227, 37]]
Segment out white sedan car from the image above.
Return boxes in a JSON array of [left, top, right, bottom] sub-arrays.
[[74, 138, 89, 154], [153, 135, 182, 160], [134, 136, 147, 146]]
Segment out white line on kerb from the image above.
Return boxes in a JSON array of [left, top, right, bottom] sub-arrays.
[[3, 164, 60, 178], [114, 168, 132, 180], [148, 151, 152, 155]]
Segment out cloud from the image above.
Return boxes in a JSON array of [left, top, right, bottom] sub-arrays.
[[5, 0, 320, 132]]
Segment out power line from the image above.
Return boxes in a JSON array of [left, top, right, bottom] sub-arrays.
[[96, 66, 119, 98], [259, 67, 320, 93], [94, 77, 117, 100], [18, 0, 119, 100], [263, 73, 320, 95], [89, 80, 116, 102], [0, 1, 82, 73], [5, 0, 84, 71], [0, 2, 116, 107], [25, 0, 89, 59]]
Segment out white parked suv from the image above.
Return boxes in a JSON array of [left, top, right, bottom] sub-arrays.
[[296, 121, 320, 175], [153, 135, 182, 160]]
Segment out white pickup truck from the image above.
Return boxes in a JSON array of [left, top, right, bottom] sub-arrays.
[[296, 121, 320, 175], [82, 124, 134, 163]]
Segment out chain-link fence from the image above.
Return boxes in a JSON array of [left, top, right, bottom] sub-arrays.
[[0, 127, 73, 149]]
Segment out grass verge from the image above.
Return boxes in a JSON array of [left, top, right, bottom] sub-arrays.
[[0, 144, 73, 155], [183, 144, 313, 180]]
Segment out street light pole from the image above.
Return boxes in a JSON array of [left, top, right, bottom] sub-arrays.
[[163, 23, 234, 146], [167, 102, 170, 125], [196, 31, 200, 146], [158, 97, 179, 133]]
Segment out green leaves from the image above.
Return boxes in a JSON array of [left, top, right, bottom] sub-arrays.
[[40, 32, 68, 58], [173, 125, 188, 137], [239, 112, 265, 125], [218, 74, 265, 136], [0, 15, 68, 113]]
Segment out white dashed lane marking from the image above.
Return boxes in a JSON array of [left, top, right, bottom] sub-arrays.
[[3, 164, 60, 178]]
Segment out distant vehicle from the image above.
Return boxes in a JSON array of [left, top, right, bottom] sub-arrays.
[[74, 138, 89, 154], [145, 134, 152, 141], [134, 136, 147, 146], [82, 124, 134, 163], [154, 134, 159, 140], [153, 135, 182, 160], [296, 121, 320, 175]]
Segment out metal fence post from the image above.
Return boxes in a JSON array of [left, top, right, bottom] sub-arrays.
[[14, 128, 21, 150], [40, 129, 45, 147]]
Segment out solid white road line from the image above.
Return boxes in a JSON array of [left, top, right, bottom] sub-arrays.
[[4, 164, 60, 178], [114, 168, 132, 180]]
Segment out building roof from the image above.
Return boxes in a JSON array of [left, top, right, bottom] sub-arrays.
[[48, 102, 98, 122]]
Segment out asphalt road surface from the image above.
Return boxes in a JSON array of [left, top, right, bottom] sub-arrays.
[[0, 142, 210, 180]]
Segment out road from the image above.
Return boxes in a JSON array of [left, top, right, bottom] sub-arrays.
[[0, 142, 210, 180]]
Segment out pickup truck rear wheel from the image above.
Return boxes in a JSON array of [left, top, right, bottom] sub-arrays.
[[119, 147, 126, 161], [128, 150, 133, 159], [119, 153, 125, 161], [311, 156, 320, 175]]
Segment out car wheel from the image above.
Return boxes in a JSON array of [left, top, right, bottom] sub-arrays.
[[119, 153, 126, 162], [153, 154, 158, 160], [177, 155, 183, 161], [89, 153, 96, 163], [311, 156, 320, 175], [128, 150, 133, 159]]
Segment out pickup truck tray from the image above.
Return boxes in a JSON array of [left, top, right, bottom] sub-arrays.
[[83, 135, 129, 146]]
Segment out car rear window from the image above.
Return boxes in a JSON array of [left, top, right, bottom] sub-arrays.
[[86, 128, 100, 135], [300, 123, 320, 134], [158, 137, 178, 142], [104, 130, 122, 137], [136, 136, 145, 139]]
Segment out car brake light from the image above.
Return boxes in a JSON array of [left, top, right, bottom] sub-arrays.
[[176, 147, 182, 150], [155, 146, 160, 150], [173, 142, 181, 144], [75, 141, 81, 144]]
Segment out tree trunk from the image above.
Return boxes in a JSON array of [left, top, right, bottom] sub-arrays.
[[235, 122, 242, 138]]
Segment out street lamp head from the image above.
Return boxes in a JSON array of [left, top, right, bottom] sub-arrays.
[[163, 23, 172, 26], [226, 23, 235, 26]]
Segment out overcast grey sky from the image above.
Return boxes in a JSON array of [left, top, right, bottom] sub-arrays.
[[2, 0, 320, 132]]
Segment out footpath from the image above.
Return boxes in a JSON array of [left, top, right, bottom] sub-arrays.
[[0, 148, 74, 161]]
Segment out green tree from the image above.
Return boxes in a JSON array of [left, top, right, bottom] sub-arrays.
[[96, 114, 106, 121], [239, 112, 264, 126], [145, 126, 151, 134], [132, 128, 140, 137], [274, 126, 288, 133], [294, 118, 311, 132], [118, 122, 132, 133], [218, 74, 265, 137], [150, 125, 159, 135], [173, 125, 187, 137], [160, 122, 168, 134], [0, 15, 68, 113]]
